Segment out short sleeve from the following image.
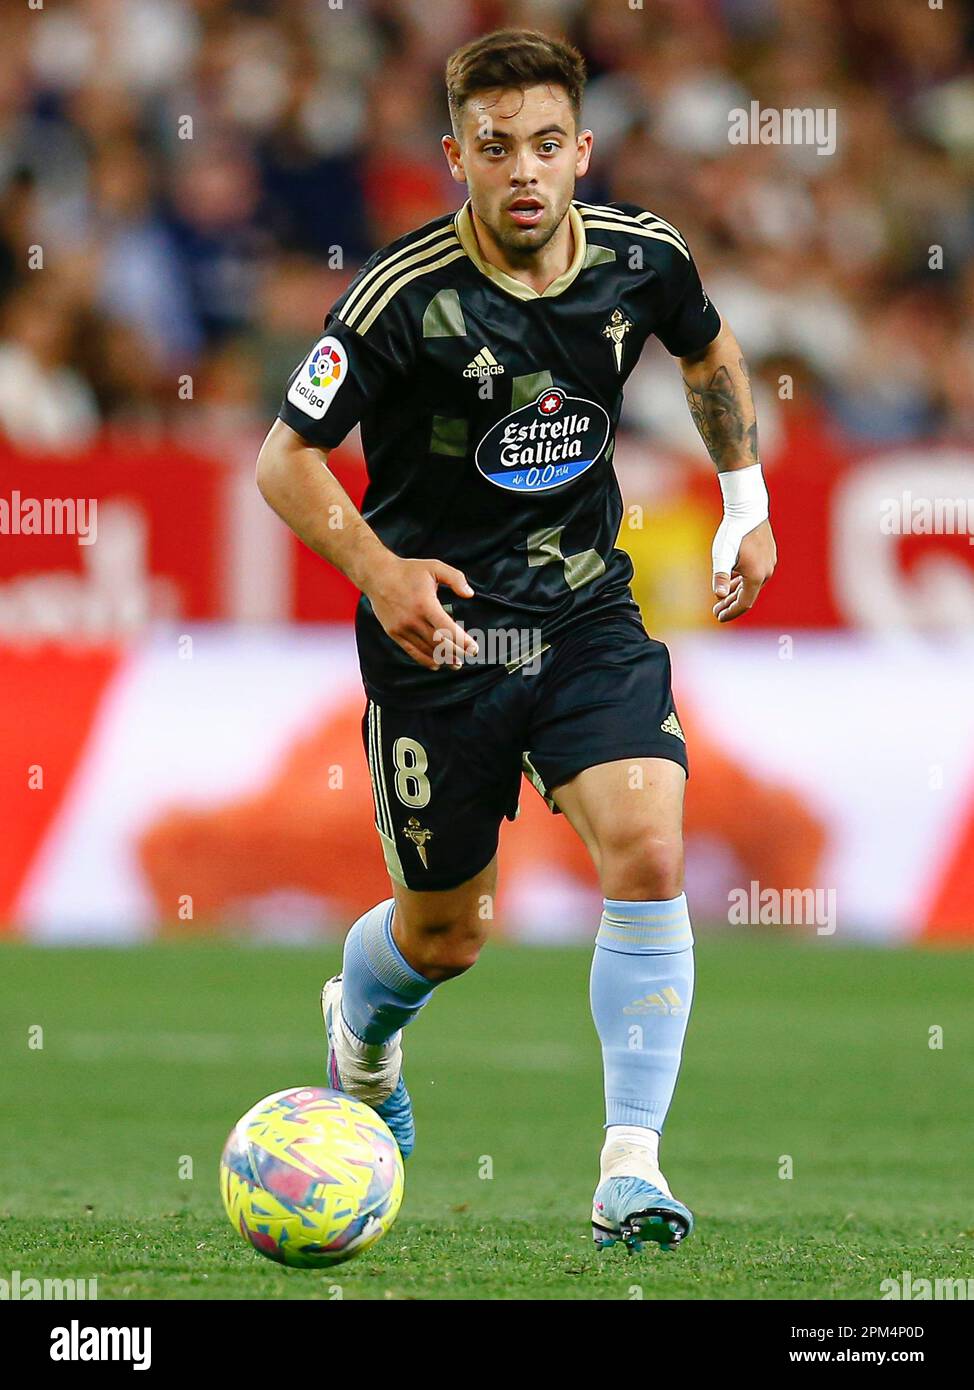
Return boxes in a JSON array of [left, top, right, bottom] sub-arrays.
[[277, 313, 408, 450], [654, 248, 722, 358]]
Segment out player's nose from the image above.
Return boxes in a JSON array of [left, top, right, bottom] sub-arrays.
[[510, 150, 539, 184]]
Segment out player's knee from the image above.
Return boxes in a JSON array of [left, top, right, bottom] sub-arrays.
[[401, 917, 486, 982], [416, 942, 482, 982], [599, 828, 684, 901], [421, 954, 478, 983]]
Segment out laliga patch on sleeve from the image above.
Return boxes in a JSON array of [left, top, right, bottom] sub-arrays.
[[287, 336, 348, 419]]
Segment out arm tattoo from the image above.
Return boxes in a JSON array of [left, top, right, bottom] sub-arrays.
[[681, 362, 759, 471]]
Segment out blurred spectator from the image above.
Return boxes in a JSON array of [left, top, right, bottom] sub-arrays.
[[90, 135, 201, 364], [165, 141, 266, 346], [0, 282, 99, 450]]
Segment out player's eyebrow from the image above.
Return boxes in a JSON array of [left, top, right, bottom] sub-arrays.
[[476, 124, 569, 143]]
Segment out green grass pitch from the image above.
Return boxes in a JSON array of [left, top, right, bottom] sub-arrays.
[[0, 935, 970, 1300]]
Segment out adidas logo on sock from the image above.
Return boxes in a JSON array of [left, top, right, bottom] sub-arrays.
[[463, 346, 505, 378], [623, 987, 685, 1016]]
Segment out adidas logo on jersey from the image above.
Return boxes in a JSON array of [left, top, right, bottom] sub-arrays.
[[661, 712, 685, 743], [463, 346, 505, 379]]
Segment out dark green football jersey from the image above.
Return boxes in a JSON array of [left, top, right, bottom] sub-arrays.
[[277, 198, 721, 707]]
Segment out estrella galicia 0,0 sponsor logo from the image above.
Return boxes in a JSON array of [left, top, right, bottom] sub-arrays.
[[475, 388, 610, 494]]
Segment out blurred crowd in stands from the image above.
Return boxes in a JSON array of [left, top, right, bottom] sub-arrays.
[[0, 0, 972, 463]]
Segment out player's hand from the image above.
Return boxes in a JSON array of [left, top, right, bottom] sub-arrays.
[[365, 555, 479, 670], [712, 519, 777, 623]]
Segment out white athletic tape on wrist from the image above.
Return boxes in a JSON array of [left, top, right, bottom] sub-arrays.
[[712, 463, 769, 577]]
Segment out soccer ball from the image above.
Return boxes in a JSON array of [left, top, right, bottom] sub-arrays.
[[220, 1086, 404, 1267]]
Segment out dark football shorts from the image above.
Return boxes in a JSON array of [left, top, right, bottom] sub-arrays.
[[361, 609, 688, 892]]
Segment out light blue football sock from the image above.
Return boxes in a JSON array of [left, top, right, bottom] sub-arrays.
[[341, 898, 436, 1045], [590, 894, 695, 1131]]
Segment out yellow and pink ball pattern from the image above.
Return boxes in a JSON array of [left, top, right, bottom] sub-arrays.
[[220, 1086, 404, 1268]]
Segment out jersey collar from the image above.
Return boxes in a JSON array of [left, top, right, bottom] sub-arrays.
[[454, 200, 587, 301]]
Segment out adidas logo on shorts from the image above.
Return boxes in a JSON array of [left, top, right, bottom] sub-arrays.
[[661, 712, 686, 743]]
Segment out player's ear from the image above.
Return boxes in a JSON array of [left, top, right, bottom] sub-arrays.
[[575, 129, 594, 179], [441, 134, 467, 185]]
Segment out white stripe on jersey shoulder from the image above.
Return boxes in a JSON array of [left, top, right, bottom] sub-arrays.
[[339, 219, 463, 335], [576, 200, 687, 244], [352, 247, 465, 336], [575, 201, 690, 259], [579, 219, 690, 260]]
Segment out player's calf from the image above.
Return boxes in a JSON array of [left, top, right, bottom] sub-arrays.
[[325, 886, 492, 1158], [321, 898, 438, 1159], [589, 893, 696, 1249]]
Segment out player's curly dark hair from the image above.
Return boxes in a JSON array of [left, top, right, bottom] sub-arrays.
[[445, 29, 587, 134]]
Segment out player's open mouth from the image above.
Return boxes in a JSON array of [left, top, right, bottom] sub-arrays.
[[506, 199, 544, 227]]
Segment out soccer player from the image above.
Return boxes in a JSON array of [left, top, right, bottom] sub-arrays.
[[256, 29, 777, 1253]]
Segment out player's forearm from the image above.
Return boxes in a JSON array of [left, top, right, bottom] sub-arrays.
[[256, 421, 395, 595], [679, 323, 758, 473]]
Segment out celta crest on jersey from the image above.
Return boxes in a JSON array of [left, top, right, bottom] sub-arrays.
[[474, 388, 611, 494], [603, 308, 634, 372]]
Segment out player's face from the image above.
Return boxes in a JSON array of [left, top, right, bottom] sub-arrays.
[[443, 83, 593, 260]]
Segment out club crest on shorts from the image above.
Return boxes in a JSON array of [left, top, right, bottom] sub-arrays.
[[474, 388, 610, 494], [403, 817, 433, 868]]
